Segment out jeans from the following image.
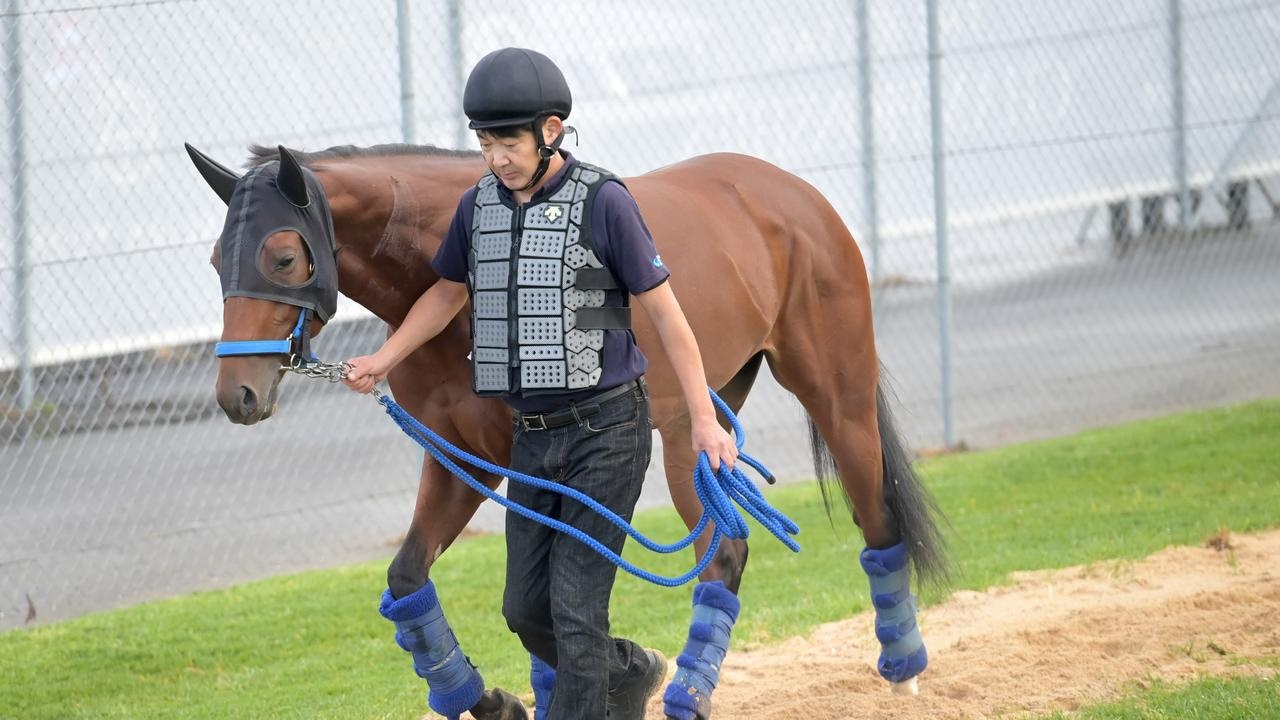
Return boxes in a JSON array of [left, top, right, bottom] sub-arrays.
[[502, 379, 654, 720]]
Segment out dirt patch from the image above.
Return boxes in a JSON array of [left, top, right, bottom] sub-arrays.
[[654, 529, 1280, 719]]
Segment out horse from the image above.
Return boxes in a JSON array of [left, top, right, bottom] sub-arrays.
[[187, 141, 948, 720]]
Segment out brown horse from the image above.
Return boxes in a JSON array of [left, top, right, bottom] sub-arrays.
[[189, 142, 947, 718]]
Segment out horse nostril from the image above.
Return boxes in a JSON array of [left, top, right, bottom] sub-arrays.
[[239, 385, 259, 418]]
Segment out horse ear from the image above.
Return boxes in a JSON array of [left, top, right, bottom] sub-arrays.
[[184, 142, 240, 206], [276, 145, 310, 207]]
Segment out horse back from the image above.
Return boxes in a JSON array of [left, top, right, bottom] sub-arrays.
[[622, 154, 872, 402]]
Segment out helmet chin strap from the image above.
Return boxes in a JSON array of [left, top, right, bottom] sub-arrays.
[[515, 117, 572, 191]]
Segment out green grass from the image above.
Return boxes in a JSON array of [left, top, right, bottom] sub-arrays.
[[1039, 674, 1280, 719], [2, 398, 1278, 719]]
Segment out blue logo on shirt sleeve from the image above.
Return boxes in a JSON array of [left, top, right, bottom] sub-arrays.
[[652, 254, 664, 268]]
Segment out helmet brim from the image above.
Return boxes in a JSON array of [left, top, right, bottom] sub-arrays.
[[467, 114, 541, 130]]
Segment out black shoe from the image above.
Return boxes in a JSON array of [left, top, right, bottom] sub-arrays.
[[607, 648, 667, 720], [470, 687, 529, 720]]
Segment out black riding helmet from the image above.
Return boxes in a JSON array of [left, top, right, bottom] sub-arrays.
[[463, 47, 573, 190]]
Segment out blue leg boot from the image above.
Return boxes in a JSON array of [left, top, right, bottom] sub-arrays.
[[529, 653, 556, 720], [859, 542, 928, 683], [662, 581, 740, 720], [380, 581, 486, 720]]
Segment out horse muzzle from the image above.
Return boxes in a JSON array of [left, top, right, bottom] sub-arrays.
[[215, 359, 282, 425]]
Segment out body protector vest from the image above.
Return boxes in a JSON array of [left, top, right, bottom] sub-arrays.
[[467, 162, 632, 396]]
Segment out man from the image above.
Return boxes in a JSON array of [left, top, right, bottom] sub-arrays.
[[344, 47, 737, 719]]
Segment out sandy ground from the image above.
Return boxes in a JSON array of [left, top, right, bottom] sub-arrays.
[[644, 529, 1280, 719]]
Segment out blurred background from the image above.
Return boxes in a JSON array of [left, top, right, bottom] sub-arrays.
[[2, 0, 1277, 630]]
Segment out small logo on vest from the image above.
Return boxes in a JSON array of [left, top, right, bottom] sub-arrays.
[[543, 205, 564, 222], [652, 255, 664, 268]]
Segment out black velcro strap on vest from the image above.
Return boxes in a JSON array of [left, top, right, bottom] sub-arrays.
[[576, 306, 631, 330], [575, 267, 620, 290]]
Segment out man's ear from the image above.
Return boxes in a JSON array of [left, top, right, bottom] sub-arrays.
[[542, 115, 564, 143]]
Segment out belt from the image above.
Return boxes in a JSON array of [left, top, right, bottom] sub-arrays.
[[518, 379, 642, 431]]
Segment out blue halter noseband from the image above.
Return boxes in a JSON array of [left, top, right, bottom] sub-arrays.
[[214, 306, 318, 366]]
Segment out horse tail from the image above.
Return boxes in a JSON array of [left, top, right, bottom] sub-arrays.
[[873, 378, 951, 587], [806, 369, 951, 589]]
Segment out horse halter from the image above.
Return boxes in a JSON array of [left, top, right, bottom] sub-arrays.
[[216, 307, 350, 384], [215, 305, 317, 366]]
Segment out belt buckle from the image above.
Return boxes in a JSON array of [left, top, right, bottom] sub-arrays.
[[522, 414, 548, 431]]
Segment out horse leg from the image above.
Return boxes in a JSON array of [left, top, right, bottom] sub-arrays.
[[764, 329, 945, 693], [765, 353, 894, 543], [662, 352, 763, 590], [382, 457, 527, 720], [660, 354, 762, 720]]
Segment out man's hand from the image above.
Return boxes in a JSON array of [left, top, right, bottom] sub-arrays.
[[341, 278, 467, 395], [692, 416, 738, 473], [343, 351, 392, 394]]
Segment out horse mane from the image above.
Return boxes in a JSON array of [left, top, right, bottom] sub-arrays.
[[244, 143, 479, 168]]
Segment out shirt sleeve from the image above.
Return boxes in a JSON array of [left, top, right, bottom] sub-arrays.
[[431, 186, 478, 284], [593, 181, 671, 294]]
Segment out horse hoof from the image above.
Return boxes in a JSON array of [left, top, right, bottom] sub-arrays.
[[471, 687, 529, 720], [891, 677, 919, 696]]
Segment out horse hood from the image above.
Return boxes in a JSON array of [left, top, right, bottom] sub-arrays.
[[217, 160, 339, 323]]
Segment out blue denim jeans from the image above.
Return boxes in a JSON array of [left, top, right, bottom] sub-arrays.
[[502, 379, 654, 720]]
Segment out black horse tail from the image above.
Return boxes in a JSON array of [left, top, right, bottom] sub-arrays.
[[808, 372, 951, 589]]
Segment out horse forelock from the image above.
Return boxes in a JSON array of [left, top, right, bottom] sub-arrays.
[[244, 143, 480, 169]]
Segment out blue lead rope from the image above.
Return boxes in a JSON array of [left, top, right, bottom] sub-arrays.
[[374, 387, 799, 586]]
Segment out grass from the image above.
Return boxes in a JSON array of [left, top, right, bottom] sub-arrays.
[[1, 398, 1277, 719], [1039, 674, 1280, 719]]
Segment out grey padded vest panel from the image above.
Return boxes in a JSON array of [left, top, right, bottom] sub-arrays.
[[467, 163, 630, 396]]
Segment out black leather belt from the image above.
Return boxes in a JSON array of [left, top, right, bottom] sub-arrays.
[[518, 379, 642, 431]]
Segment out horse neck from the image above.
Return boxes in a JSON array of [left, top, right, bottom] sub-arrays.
[[317, 153, 487, 326]]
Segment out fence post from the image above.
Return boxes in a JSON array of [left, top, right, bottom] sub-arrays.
[[927, 0, 955, 448], [396, 0, 415, 144], [856, 0, 880, 287], [446, 0, 467, 149], [5, 0, 34, 413], [1169, 0, 1190, 232]]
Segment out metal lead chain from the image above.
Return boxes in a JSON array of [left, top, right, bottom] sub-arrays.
[[283, 354, 351, 383]]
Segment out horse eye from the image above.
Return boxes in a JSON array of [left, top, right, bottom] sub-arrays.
[[276, 255, 295, 270]]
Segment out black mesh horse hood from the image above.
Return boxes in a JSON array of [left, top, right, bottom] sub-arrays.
[[190, 144, 339, 324]]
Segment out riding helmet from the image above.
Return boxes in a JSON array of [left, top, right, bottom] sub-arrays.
[[463, 48, 572, 129]]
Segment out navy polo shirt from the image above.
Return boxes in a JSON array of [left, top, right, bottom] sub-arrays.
[[432, 152, 670, 413]]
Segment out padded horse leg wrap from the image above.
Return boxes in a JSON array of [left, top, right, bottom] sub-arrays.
[[859, 541, 928, 683], [529, 653, 556, 720], [663, 581, 740, 720], [379, 581, 485, 720]]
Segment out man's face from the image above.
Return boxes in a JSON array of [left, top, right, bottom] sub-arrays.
[[478, 129, 540, 190]]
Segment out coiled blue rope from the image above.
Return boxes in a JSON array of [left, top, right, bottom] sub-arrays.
[[374, 387, 799, 587]]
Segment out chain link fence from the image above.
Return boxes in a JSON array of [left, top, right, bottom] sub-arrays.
[[2, 0, 1278, 629]]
